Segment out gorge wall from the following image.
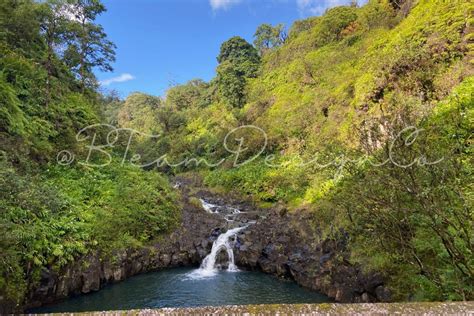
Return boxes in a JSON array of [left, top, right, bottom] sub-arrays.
[[18, 177, 390, 312]]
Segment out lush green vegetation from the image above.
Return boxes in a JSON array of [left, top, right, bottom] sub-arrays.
[[1, 0, 472, 307], [320, 79, 473, 301], [0, 0, 180, 306], [101, 0, 473, 301]]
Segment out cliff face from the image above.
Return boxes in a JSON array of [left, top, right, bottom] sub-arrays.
[[235, 207, 391, 303]]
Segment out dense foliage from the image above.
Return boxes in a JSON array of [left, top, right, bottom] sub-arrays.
[[101, 0, 473, 301], [321, 79, 474, 300], [1, 0, 473, 307], [253, 23, 287, 55], [0, 0, 179, 307], [216, 36, 261, 108]]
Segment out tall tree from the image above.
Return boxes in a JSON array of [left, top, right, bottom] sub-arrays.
[[38, 0, 71, 105], [217, 36, 260, 65], [63, 0, 115, 91], [253, 23, 287, 55], [216, 36, 260, 108]]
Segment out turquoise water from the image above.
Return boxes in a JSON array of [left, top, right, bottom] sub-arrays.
[[30, 268, 330, 313]]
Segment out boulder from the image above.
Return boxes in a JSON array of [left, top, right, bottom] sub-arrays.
[[375, 285, 391, 302]]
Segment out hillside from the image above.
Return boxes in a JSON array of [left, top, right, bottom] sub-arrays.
[[0, 0, 473, 311], [109, 0, 473, 301], [0, 0, 180, 310]]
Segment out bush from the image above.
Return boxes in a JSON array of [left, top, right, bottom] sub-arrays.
[[0, 158, 181, 305]]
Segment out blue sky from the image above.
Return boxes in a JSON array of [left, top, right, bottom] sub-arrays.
[[96, 0, 365, 97]]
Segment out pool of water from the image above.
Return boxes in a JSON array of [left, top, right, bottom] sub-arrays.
[[30, 268, 330, 313]]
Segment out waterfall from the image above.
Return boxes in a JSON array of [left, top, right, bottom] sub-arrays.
[[185, 198, 253, 279], [201, 226, 246, 271], [188, 226, 246, 279]]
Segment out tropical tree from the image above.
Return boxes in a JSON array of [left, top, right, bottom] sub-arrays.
[[217, 36, 260, 64], [63, 0, 115, 91], [38, 0, 74, 105], [216, 36, 260, 107], [253, 23, 287, 55], [166, 79, 209, 110]]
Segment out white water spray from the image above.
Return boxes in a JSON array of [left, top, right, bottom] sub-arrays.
[[200, 199, 219, 213], [200, 199, 242, 223], [201, 226, 246, 271], [188, 226, 246, 279], [186, 198, 252, 279]]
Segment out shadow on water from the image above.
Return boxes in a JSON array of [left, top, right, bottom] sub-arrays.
[[30, 267, 330, 313]]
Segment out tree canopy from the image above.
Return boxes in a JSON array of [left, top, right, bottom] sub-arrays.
[[216, 36, 260, 107], [253, 23, 287, 54]]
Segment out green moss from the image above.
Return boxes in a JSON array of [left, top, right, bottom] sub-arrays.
[[188, 197, 203, 209]]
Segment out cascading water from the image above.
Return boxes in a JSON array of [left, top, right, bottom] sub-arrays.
[[200, 199, 219, 213], [186, 199, 252, 279], [200, 199, 242, 222], [201, 226, 246, 272], [189, 226, 246, 278]]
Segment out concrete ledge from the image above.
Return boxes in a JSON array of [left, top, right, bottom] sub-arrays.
[[32, 302, 474, 315]]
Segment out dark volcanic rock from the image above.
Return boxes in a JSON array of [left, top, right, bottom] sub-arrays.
[[23, 179, 222, 312], [233, 208, 391, 303], [21, 175, 390, 312]]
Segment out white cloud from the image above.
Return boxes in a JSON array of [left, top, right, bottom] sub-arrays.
[[208, 0, 359, 15], [100, 73, 135, 86], [296, 0, 353, 16], [209, 0, 243, 11]]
